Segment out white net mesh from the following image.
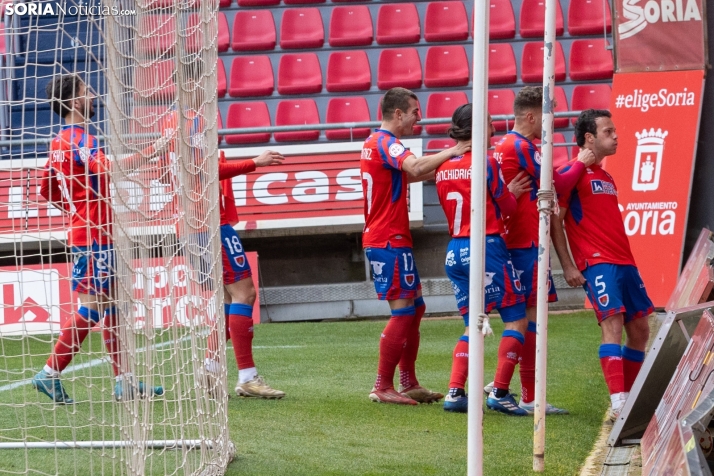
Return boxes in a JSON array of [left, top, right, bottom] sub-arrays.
[[0, 1, 231, 474]]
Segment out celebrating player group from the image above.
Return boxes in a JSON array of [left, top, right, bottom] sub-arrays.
[[34, 72, 652, 420]]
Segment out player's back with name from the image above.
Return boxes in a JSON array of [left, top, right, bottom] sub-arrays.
[[45, 124, 112, 246]]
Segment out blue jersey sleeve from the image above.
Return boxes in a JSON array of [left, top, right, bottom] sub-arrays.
[[515, 138, 541, 179], [487, 157, 506, 201], [377, 134, 412, 171]]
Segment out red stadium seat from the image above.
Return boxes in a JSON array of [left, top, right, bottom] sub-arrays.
[[232, 10, 276, 51], [571, 84, 612, 124], [217, 58, 226, 98], [488, 89, 516, 131], [217, 12, 229, 53], [329, 5, 373, 47], [280, 8, 324, 49], [220, 0, 231, 7], [275, 100, 321, 142], [488, 43, 517, 85], [377, 97, 423, 135], [217, 108, 224, 144], [568, 0, 612, 36], [326, 51, 371, 93], [278, 53, 322, 95], [569, 39, 614, 81], [521, 41, 566, 83], [426, 139, 456, 150], [553, 86, 568, 128], [425, 92, 468, 135], [225, 102, 271, 145], [134, 59, 175, 101], [136, 14, 175, 56], [285, 0, 324, 3], [425, 1, 468, 42], [376, 4, 421, 45], [377, 48, 422, 90], [237, 0, 279, 5], [424, 46, 469, 88], [229, 56, 274, 97], [488, 0, 516, 39], [519, 0, 564, 37], [325, 97, 371, 141]]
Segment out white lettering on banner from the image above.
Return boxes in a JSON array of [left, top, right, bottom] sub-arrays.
[[619, 203, 676, 235], [619, 0, 702, 40], [5, 185, 62, 219], [133, 265, 189, 294], [233, 168, 365, 206], [632, 129, 668, 191], [615, 88, 696, 112], [0, 270, 61, 328]]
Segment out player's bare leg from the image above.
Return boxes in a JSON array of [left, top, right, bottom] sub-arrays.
[[227, 278, 284, 399]]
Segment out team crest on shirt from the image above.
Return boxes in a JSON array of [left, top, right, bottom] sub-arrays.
[[78, 146, 92, 164], [534, 151, 542, 165], [404, 274, 415, 286], [389, 143, 405, 158], [598, 293, 610, 307], [234, 256, 245, 268]]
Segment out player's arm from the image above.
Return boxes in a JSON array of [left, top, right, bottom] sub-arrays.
[[401, 141, 471, 178], [552, 149, 596, 196], [407, 171, 435, 183], [551, 206, 586, 287], [218, 150, 284, 180], [496, 170, 531, 218]]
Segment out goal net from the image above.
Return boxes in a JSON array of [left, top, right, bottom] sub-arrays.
[[0, 0, 232, 474]]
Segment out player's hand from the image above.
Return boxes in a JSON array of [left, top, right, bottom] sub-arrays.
[[577, 148, 596, 167], [563, 265, 586, 287], [507, 171, 532, 199], [253, 150, 284, 168], [153, 128, 175, 155], [451, 140, 471, 157]]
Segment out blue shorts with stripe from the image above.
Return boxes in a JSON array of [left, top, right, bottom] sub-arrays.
[[582, 263, 654, 324], [509, 245, 558, 307], [186, 225, 252, 290], [444, 236, 526, 326], [365, 244, 421, 300], [71, 243, 114, 296]]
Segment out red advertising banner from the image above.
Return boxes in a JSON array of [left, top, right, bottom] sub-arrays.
[[0, 252, 259, 336], [614, 0, 707, 72], [607, 70, 704, 306]]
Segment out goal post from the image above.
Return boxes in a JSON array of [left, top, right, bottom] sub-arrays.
[[0, 0, 233, 474]]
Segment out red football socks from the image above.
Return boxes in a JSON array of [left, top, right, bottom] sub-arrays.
[[47, 307, 98, 373], [493, 331, 524, 392], [376, 306, 415, 391], [102, 307, 121, 377], [399, 297, 425, 389], [599, 343, 625, 395], [228, 303, 255, 370], [448, 336, 469, 390], [519, 321, 537, 403]]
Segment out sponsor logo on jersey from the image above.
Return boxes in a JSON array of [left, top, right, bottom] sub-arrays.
[[590, 179, 618, 196], [618, 0, 702, 40], [388, 143, 405, 158], [484, 272, 495, 287], [632, 128, 667, 192]]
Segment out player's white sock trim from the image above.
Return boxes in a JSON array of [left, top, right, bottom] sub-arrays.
[[205, 358, 220, 374], [43, 365, 59, 377], [610, 391, 626, 407], [116, 373, 133, 383], [238, 367, 257, 384]]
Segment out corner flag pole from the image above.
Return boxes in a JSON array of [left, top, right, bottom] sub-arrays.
[[533, 0, 557, 470], [468, 0, 489, 475]]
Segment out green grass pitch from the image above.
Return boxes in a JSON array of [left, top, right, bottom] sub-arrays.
[[0, 311, 608, 475]]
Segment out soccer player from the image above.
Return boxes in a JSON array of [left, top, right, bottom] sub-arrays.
[[552, 109, 652, 421], [33, 74, 169, 403], [436, 105, 532, 415], [361, 87, 470, 405], [493, 85, 596, 414], [160, 61, 285, 399]]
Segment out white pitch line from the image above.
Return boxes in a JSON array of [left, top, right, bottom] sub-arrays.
[[0, 340, 306, 393]]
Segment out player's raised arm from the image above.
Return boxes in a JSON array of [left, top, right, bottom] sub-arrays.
[[552, 148, 596, 197], [218, 150, 284, 181]]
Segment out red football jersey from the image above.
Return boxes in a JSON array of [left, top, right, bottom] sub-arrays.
[[360, 129, 414, 249], [435, 152, 512, 237], [558, 162, 636, 271], [495, 131, 541, 249], [42, 125, 112, 247]]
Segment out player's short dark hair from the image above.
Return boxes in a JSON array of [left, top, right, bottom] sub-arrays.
[[448, 103, 472, 141], [574, 109, 611, 147], [46, 74, 84, 118], [513, 86, 543, 115], [381, 87, 418, 121]]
